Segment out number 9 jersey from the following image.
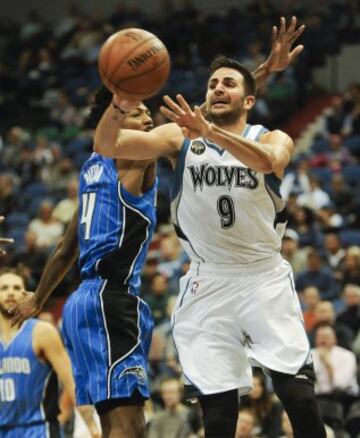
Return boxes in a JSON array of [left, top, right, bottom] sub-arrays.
[[170, 124, 287, 265]]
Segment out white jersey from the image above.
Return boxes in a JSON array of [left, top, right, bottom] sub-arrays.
[[170, 124, 287, 265]]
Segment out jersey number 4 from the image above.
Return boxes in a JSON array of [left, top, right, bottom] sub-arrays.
[[81, 192, 97, 240], [217, 195, 235, 229]]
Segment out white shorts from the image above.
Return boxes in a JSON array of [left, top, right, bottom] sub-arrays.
[[171, 254, 311, 396]]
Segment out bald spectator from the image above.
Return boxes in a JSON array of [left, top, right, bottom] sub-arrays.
[[301, 286, 321, 333], [309, 301, 353, 349], [336, 284, 360, 339], [312, 325, 359, 412], [28, 200, 64, 249]]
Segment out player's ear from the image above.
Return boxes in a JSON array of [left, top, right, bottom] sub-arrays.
[[244, 95, 255, 111]]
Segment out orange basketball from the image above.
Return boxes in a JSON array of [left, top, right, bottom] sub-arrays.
[[98, 28, 170, 101]]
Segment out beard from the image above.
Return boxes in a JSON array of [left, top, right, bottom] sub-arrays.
[[0, 303, 12, 319], [208, 100, 244, 127]]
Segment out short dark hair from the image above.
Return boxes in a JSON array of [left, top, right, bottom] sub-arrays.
[[85, 85, 112, 129], [0, 267, 28, 288], [209, 56, 256, 96]]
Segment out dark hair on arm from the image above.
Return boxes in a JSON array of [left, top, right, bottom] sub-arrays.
[[209, 56, 256, 96], [84, 85, 113, 129]]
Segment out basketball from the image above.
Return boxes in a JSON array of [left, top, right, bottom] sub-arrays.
[[98, 28, 170, 101]]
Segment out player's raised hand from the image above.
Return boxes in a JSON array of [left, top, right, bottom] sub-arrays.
[[10, 292, 42, 327], [160, 94, 211, 140], [0, 216, 14, 255], [264, 16, 305, 72]]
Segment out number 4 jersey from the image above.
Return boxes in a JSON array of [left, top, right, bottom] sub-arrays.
[[170, 124, 287, 264], [0, 319, 59, 428], [78, 153, 157, 292]]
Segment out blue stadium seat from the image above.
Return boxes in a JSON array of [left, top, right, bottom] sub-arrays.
[[339, 229, 360, 246], [6, 213, 30, 229], [65, 137, 92, 158], [309, 167, 333, 184], [7, 227, 26, 247], [344, 135, 360, 156], [342, 165, 360, 188], [310, 138, 330, 154]]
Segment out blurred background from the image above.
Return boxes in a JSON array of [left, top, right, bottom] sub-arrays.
[[0, 0, 360, 437]]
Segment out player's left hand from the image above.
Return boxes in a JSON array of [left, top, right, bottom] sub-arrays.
[[9, 292, 42, 327], [264, 16, 305, 73], [160, 94, 212, 140]]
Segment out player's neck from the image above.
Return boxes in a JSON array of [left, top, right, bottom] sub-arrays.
[[213, 114, 247, 135], [0, 314, 20, 344]]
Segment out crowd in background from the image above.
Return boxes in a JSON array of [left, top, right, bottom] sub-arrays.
[[0, 0, 360, 437]]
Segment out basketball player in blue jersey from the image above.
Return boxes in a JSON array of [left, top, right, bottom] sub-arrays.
[[0, 269, 99, 438], [11, 87, 157, 438], [94, 18, 327, 438]]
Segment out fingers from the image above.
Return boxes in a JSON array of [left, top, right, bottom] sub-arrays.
[[289, 45, 304, 62], [271, 26, 278, 46], [278, 16, 286, 40], [160, 105, 179, 122], [176, 94, 192, 113], [289, 24, 306, 44], [163, 95, 186, 116]]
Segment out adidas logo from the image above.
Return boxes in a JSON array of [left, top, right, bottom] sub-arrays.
[[295, 374, 308, 380], [84, 165, 103, 185]]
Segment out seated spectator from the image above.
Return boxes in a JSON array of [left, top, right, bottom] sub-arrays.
[[301, 286, 321, 333], [336, 284, 360, 340], [235, 409, 259, 438], [296, 250, 339, 301], [280, 159, 311, 202], [281, 229, 308, 274], [11, 229, 47, 287], [290, 206, 323, 248], [323, 232, 346, 278], [278, 410, 336, 438], [148, 378, 193, 438], [297, 175, 330, 211], [27, 200, 64, 249], [309, 301, 353, 350], [312, 325, 359, 413], [0, 174, 17, 217], [340, 246, 360, 287], [146, 273, 169, 326], [241, 369, 282, 438], [316, 203, 344, 232], [329, 174, 355, 218], [52, 178, 78, 225]]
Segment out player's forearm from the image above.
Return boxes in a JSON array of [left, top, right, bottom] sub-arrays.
[[94, 104, 126, 157], [206, 124, 274, 173], [34, 213, 79, 307], [252, 62, 272, 90]]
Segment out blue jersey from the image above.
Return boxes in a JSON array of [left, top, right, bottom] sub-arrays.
[[0, 319, 59, 428], [78, 153, 157, 294]]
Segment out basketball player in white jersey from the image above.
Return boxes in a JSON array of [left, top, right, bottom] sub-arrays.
[[94, 18, 326, 438]]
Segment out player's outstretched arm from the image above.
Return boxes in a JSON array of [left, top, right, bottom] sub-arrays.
[[161, 94, 293, 177], [34, 322, 101, 438], [252, 16, 305, 90], [10, 211, 79, 326], [94, 98, 183, 160]]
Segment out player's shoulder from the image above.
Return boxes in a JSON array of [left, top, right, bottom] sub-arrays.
[[260, 128, 293, 145], [33, 319, 60, 341]]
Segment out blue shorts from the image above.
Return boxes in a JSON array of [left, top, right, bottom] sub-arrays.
[[62, 279, 154, 406], [0, 422, 60, 438]]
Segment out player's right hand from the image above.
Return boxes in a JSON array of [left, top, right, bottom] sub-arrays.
[[9, 292, 42, 327], [112, 95, 141, 113]]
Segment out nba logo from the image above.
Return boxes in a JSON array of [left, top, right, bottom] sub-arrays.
[[190, 281, 199, 294]]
